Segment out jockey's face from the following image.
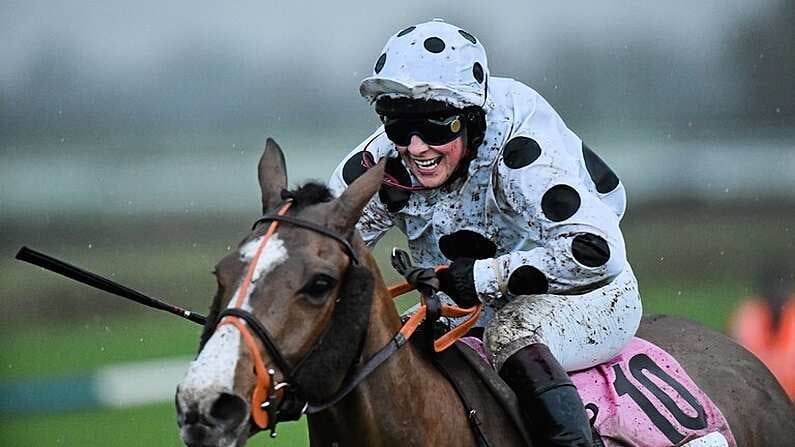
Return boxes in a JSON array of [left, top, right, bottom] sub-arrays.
[[396, 135, 466, 188]]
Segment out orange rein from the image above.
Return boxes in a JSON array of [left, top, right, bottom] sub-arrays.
[[389, 266, 483, 353], [217, 199, 482, 429]]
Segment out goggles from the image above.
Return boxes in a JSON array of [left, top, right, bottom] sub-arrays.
[[382, 115, 463, 147]]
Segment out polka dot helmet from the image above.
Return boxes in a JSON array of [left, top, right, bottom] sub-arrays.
[[360, 19, 493, 112]]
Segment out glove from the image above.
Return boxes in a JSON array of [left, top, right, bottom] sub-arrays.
[[437, 257, 480, 308], [391, 248, 439, 296]]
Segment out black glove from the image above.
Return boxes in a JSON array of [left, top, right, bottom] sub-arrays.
[[390, 248, 439, 297], [437, 257, 480, 308]]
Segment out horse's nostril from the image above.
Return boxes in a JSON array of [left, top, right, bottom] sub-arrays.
[[209, 392, 248, 426], [185, 409, 200, 425], [184, 423, 209, 444]]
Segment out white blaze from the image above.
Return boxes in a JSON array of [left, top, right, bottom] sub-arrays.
[[181, 324, 242, 394], [237, 234, 288, 310], [179, 233, 289, 395]]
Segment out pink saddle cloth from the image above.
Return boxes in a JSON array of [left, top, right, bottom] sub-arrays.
[[460, 336, 737, 447]]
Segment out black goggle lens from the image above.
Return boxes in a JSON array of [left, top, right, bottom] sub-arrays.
[[383, 116, 462, 146]]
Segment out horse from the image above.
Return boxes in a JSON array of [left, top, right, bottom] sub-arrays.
[[175, 138, 795, 446]]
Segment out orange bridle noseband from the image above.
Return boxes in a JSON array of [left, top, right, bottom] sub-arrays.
[[212, 199, 364, 436]]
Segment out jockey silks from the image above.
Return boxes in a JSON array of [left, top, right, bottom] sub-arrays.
[[329, 77, 642, 372]]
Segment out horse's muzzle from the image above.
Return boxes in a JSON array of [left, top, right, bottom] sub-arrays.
[[176, 387, 250, 447]]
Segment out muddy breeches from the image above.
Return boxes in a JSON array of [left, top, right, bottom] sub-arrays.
[[484, 266, 642, 372]]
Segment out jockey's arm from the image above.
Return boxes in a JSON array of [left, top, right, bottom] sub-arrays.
[[328, 129, 395, 247], [473, 86, 628, 303]]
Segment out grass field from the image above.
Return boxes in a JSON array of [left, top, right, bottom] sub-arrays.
[[0, 403, 310, 446]]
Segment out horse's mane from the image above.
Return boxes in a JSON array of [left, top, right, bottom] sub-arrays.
[[284, 182, 334, 209]]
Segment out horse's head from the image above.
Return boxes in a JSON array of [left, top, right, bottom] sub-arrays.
[[176, 138, 385, 446]]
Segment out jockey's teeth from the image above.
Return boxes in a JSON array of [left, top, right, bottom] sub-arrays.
[[414, 157, 441, 169]]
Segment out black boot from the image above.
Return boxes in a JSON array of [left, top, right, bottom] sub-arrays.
[[499, 343, 594, 447]]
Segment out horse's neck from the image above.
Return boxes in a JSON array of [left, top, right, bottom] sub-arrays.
[[307, 263, 476, 446]]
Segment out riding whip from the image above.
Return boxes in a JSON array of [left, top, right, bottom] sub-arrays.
[[15, 246, 206, 325]]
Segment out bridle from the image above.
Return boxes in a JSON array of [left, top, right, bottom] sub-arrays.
[[212, 200, 356, 435], [211, 200, 369, 436], [210, 199, 483, 438]]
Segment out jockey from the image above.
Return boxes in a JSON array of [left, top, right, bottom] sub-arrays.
[[329, 19, 642, 446]]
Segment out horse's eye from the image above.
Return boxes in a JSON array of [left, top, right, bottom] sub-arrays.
[[300, 274, 337, 299]]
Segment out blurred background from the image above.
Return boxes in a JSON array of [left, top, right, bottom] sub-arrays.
[[2, 0, 793, 445]]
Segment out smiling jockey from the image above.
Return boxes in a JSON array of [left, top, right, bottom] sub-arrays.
[[329, 19, 642, 446]]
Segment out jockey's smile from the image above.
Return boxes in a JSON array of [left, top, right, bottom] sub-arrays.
[[396, 134, 466, 188]]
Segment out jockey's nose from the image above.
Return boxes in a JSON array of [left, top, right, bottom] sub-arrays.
[[406, 135, 431, 155]]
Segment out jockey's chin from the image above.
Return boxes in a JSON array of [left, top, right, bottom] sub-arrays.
[[397, 135, 466, 188]]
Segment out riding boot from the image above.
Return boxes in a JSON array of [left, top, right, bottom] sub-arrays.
[[499, 343, 594, 447]]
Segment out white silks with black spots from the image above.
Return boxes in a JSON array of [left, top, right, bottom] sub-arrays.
[[329, 19, 642, 372]]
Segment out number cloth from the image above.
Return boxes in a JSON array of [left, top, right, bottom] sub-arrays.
[[461, 336, 737, 447]]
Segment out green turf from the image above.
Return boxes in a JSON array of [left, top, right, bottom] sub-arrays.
[[0, 315, 200, 379], [0, 402, 308, 447], [638, 281, 750, 331]]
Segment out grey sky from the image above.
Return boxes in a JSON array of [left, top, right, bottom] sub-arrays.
[[1, 0, 760, 83]]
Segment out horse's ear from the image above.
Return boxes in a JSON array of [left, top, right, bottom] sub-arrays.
[[258, 138, 288, 212], [332, 158, 386, 231]]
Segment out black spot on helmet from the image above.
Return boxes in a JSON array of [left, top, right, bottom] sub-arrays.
[[458, 29, 477, 44], [473, 62, 484, 83], [374, 53, 387, 74], [423, 37, 445, 53], [397, 26, 416, 37]]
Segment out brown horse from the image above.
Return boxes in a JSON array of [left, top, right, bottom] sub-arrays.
[[176, 139, 795, 446]]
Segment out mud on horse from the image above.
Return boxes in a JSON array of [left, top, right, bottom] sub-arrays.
[[176, 138, 795, 447]]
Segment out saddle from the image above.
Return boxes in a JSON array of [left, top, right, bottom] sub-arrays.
[[422, 331, 737, 447]]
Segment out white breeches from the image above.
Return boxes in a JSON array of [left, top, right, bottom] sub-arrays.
[[484, 266, 642, 372]]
